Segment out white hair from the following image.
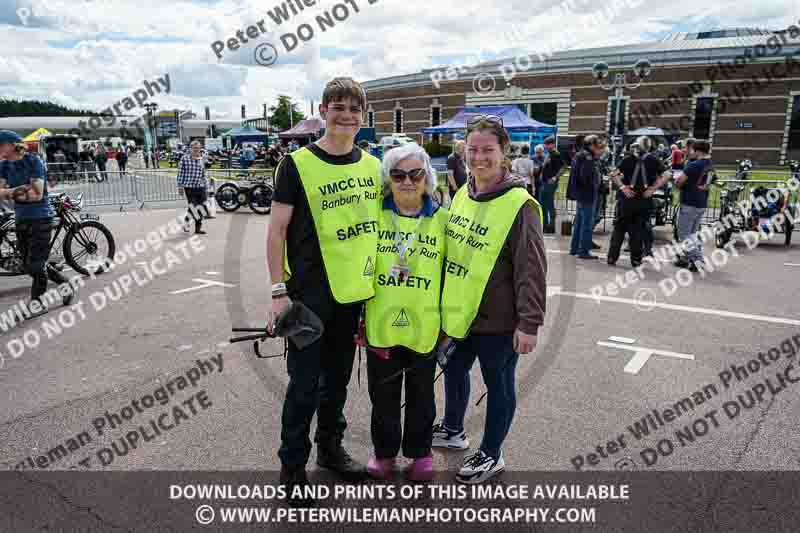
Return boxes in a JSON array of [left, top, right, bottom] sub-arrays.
[[534, 144, 545, 153], [381, 143, 438, 196]]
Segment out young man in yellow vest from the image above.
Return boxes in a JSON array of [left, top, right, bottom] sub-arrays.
[[267, 78, 382, 506]]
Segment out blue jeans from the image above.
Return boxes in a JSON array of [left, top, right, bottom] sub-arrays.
[[442, 334, 519, 459], [569, 200, 595, 256], [540, 181, 557, 229], [677, 204, 706, 263]]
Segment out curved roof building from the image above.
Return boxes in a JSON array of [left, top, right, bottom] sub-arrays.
[[362, 27, 800, 164]]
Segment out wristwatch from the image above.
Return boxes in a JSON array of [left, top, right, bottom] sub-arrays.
[[271, 282, 288, 298]]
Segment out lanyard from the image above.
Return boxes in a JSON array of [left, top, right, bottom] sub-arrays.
[[391, 210, 423, 265]]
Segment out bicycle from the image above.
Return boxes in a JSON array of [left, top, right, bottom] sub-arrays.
[[0, 193, 116, 277]]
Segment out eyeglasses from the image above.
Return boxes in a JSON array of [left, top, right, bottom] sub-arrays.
[[389, 168, 426, 183], [466, 114, 504, 128]]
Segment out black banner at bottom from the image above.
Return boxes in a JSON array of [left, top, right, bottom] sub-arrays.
[[1, 471, 798, 532]]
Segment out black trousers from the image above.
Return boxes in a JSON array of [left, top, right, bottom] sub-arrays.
[[184, 187, 208, 231], [15, 218, 67, 302], [608, 199, 652, 264], [367, 347, 435, 459], [278, 295, 361, 469]]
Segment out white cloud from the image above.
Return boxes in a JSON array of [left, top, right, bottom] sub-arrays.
[[0, 0, 796, 121]]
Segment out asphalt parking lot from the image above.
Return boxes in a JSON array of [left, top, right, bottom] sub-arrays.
[[0, 206, 799, 528], [2, 205, 798, 469]]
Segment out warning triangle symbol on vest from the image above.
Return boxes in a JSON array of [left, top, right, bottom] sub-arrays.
[[363, 256, 375, 277], [392, 309, 410, 327]]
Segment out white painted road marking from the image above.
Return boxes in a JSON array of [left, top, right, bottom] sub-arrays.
[[785, 263, 800, 267], [546, 249, 671, 263], [170, 278, 236, 295], [597, 341, 694, 375], [549, 287, 800, 326], [609, 336, 636, 344], [204, 271, 220, 275]]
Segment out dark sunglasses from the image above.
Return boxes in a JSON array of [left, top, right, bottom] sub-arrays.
[[389, 168, 426, 183], [467, 114, 504, 128]]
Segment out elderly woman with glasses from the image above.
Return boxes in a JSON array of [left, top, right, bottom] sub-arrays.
[[432, 115, 547, 484], [360, 142, 448, 482]]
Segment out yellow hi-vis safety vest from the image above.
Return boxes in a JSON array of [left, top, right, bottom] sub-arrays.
[[291, 146, 382, 304], [365, 205, 448, 354], [441, 186, 542, 339]]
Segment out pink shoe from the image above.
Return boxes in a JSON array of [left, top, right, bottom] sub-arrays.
[[405, 455, 433, 482], [367, 457, 395, 480]]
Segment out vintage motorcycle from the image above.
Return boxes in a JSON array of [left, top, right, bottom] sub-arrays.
[[715, 182, 795, 248], [214, 175, 274, 215], [0, 193, 116, 277], [735, 159, 753, 180]]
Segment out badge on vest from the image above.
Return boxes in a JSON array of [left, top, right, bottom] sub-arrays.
[[389, 263, 411, 282]]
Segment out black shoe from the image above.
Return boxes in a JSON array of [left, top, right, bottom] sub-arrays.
[[280, 466, 314, 508], [673, 258, 689, 268], [316, 441, 367, 482], [577, 254, 599, 260], [688, 261, 699, 273], [631, 261, 642, 268], [195, 229, 207, 235], [591, 242, 601, 250], [25, 304, 49, 320], [62, 284, 77, 306], [607, 258, 616, 266]]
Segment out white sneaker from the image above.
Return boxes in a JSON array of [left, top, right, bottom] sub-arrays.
[[456, 450, 505, 484], [432, 423, 470, 450]]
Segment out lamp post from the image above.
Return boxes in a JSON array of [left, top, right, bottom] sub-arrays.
[[143, 102, 158, 150], [592, 59, 652, 167]]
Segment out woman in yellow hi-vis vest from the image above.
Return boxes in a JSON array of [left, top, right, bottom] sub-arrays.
[[433, 115, 547, 484], [360, 143, 447, 482]]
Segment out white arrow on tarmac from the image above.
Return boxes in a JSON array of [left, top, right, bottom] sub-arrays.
[[596, 341, 694, 375], [170, 278, 236, 295]]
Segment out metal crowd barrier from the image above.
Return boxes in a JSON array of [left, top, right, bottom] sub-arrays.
[[48, 171, 137, 209]]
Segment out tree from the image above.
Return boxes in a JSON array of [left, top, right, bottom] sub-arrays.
[[268, 96, 305, 132], [0, 98, 96, 117]]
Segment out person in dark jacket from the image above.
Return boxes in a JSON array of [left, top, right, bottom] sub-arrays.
[[567, 134, 606, 259], [607, 136, 672, 267], [116, 147, 128, 173], [94, 146, 109, 181], [538, 136, 563, 234]]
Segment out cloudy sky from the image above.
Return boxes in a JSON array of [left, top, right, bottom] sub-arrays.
[[0, 0, 795, 120]]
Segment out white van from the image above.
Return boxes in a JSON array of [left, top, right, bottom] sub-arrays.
[[379, 135, 415, 148]]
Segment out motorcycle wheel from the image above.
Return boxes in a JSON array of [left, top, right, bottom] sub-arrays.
[[248, 184, 274, 215], [63, 220, 116, 276], [215, 183, 241, 212], [716, 229, 732, 248]]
